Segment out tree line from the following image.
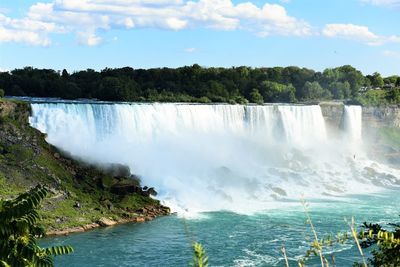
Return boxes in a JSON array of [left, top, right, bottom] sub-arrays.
[[0, 65, 399, 104]]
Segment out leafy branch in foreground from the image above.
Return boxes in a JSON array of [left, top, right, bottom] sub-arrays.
[[0, 184, 73, 267], [355, 220, 400, 266], [191, 242, 209, 267], [298, 200, 400, 267]]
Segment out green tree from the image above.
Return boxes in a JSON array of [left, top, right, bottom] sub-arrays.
[[368, 72, 384, 88], [328, 81, 351, 99], [259, 81, 296, 103], [383, 75, 399, 85], [0, 185, 73, 267], [301, 81, 332, 100], [98, 77, 132, 101], [386, 88, 400, 104], [249, 88, 264, 104]]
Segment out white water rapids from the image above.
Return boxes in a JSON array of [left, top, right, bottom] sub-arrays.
[[29, 103, 400, 214]]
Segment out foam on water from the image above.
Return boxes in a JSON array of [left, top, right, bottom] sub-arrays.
[[29, 102, 400, 214]]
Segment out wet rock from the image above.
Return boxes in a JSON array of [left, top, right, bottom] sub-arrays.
[[135, 217, 145, 223], [271, 187, 287, 196], [97, 217, 117, 227], [136, 207, 147, 214]]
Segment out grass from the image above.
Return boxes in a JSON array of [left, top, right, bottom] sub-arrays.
[[0, 172, 25, 197]]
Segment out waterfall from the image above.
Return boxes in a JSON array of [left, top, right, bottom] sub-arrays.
[[29, 102, 399, 214], [343, 105, 362, 142]]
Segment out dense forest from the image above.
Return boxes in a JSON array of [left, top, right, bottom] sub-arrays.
[[0, 65, 399, 105]]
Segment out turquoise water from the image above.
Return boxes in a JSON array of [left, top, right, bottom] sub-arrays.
[[42, 191, 400, 267]]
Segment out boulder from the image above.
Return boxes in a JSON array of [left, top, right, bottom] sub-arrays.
[[110, 183, 141, 195], [97, 217, 117, 227]]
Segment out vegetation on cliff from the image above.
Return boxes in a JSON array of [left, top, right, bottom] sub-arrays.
[[0, 185, 73, 267], [1, 65, 399, 104], [0, 100, 169, 233]]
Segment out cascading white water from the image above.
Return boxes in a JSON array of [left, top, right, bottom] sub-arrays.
[[29, 102, 400, 214], [343, 105, 362, 142]]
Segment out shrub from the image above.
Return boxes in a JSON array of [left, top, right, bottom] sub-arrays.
[[0, 185, 73, 266]]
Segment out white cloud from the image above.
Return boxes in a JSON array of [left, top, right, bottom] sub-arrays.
[[322, 23, 400, 46], [0, 27, 51, 46], [0, 13, 63, 46], [382, 50, 400, 58], [0, 0, 311, 46], [361, 0, 400, 7]]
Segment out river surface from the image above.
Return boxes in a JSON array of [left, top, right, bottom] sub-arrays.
[[40, 191, 400, 267]]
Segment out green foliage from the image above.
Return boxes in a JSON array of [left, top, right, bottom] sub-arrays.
[[198, 96, 211, 103], [297, 202, 400, 267], [367, 72, 384, 88], [354, 89, 388, 106], [0, 185, 73, 266], [191, 242, 208, 267], [357, 222, 400, 266], [0, 89, 4, 98], [328, 81, 351, 99], [233, 96, 249, 105], [249, 88, 263, 104], [385, 88, 400, 104], [2, 65, 398, 104], [301, 81, 332, 100], [259, 81, 296, 103]]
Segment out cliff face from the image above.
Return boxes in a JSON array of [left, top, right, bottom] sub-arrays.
[[319, 102, 344, 132], [0, 99, 169, 234], [362, 106, 400, 128], [319, 102, 400, 130]]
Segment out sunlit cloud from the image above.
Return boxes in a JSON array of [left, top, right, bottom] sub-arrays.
[[322, 23, 400, 46], [0, 0, 311, 46]]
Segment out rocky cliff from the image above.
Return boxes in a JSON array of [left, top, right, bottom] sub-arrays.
[[319, 102, 400, 130], [362, 106, 400, 128], [0, 99, 169, 235]]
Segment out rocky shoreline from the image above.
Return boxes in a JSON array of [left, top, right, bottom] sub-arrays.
[[46, 205, 170, 236]]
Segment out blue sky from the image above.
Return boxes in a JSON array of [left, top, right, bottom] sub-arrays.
[[0, 0, 399, 76]]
